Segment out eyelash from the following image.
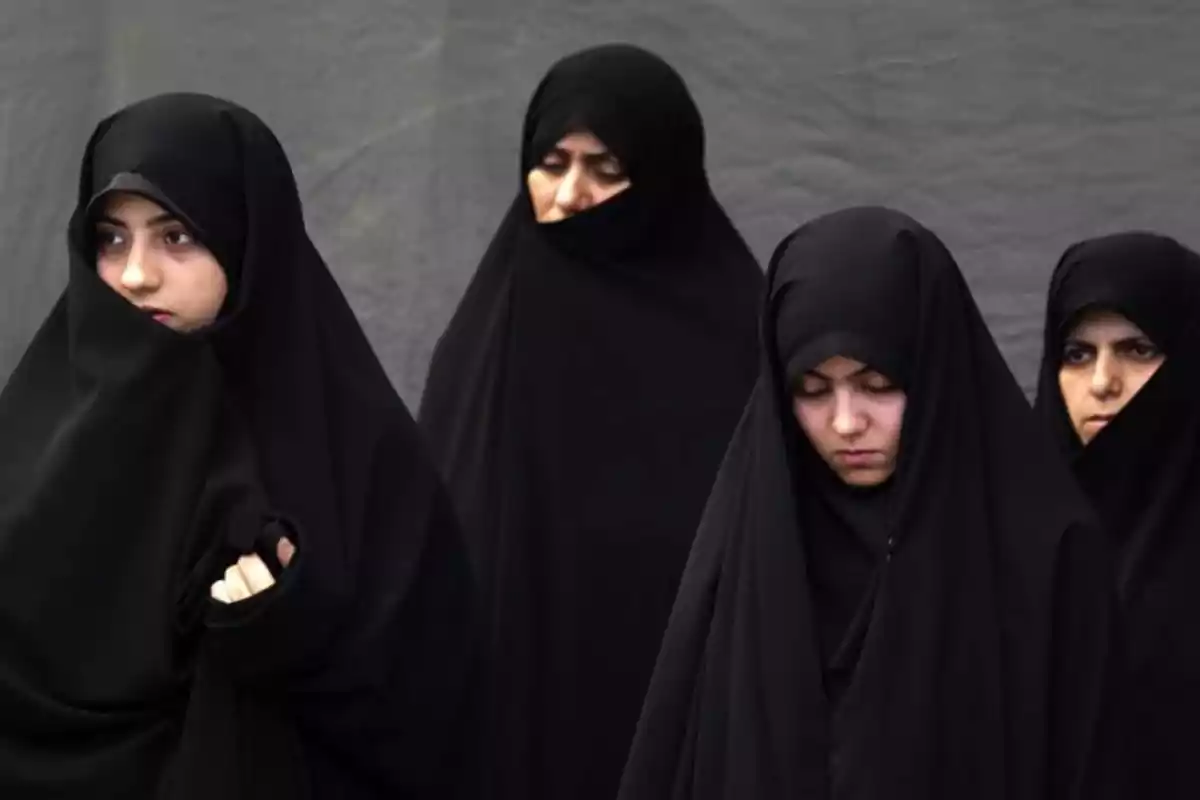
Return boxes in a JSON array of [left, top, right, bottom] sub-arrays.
[[1127, 341, 1162, 360], [538, 156, 627, 182], [95, 227, 196, 250], [163, 228, 194, 246], [1061, 344, 1092, 365], [1062, 340, 1162, 364]]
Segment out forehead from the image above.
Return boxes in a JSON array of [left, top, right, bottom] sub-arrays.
[[810, 355, 871, 377], [553, 131, 612, 155], [1067, 309, 1149, 341], [98, 191, 170, 222]]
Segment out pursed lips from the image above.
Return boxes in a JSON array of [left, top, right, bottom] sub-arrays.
[[137, 305, 173, 322], [834, 449, 884, 466]]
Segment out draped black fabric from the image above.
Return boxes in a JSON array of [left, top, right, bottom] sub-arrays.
[[618, 206, 1116, 800], [418, 45, 763, 800], [0, 93, 478, 798], [1034, 232, 1200, 798]]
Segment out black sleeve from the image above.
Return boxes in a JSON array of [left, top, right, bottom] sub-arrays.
[[201, 514, 326, 680], [194, 422, 483, 797]]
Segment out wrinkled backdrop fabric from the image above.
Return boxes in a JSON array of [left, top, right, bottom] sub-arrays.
[[4, 0, 1200, 402]]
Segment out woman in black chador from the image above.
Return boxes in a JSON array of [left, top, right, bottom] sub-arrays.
[[0, 93, 479, 799], [1036, 232, 1200, 799], [419, 44, 763, 800], [619, 206, 1118, 800]]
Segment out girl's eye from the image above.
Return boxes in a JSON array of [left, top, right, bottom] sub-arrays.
[[860, 374, 897, 394], [94, 228, 125, 252], [795, 379, 830, 398], [163, 228, 196, 247]]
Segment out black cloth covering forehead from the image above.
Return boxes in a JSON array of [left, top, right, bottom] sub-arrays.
[[618, 206, 1118, 800], [420, 44, 763, 800], [1046, 232, 1195, 354], [86, 95, 248, 285], [1035, 231, 1200, 797], [771, 208, 920, 387], [521, 44, 705, 194], [0, 92, 479, 798]]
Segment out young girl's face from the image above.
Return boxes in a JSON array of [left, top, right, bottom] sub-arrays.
[[791, 355, 907, 487], [94, 192, 227, 332]]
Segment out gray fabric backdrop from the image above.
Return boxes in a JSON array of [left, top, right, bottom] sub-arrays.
[[4, 0, 1199, 404]]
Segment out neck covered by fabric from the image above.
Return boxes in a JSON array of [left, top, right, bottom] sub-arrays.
[[617, 206, 1116, 800]]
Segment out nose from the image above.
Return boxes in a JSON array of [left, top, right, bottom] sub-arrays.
[[831, 387, 866, 437], [555, 164, 593, 213], [1089, 350, 1121, 399], [119, 236, 161, 293]]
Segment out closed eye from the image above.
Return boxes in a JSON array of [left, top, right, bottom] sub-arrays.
[[587, 155, 627, 183], [794, 376, 831, 398], [857, 373, 898, 394], [538, 149, 568, 174]]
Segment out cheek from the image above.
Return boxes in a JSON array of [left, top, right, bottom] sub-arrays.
[[1057, 370, 1088, 417], [592, 179, 631, 205], [178, 256, 228, 318], [870, 397, 906, 450], [792, 398, 831, 451], [1125, 360, 1164, 397], [96, 259, 124, 292], [525, 172, 557, 219]]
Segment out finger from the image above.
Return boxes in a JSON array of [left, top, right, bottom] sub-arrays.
[[211, 580, 232, 604], [277, 536, 296, 568], [237, 554, 277, 595], [224, 563, 253, 603]]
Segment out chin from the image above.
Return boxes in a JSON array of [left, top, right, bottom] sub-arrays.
[[839, 468, 892, 488]]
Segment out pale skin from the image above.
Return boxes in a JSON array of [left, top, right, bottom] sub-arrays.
[[95, 191, 295, 602], [791, 355, 907, 487], [1058, 309, 1165, 445], [525, 131, 631, 223], [95, 192, 229, 333]]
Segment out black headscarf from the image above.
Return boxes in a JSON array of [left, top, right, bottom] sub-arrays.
[[0, 93, 478, 799], [418, 44, 763, 800], [618, 207, 1117, 800], [1035, 232, 1200, 797]]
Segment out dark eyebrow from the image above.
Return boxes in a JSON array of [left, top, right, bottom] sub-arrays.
[[806, 365, 872, 381], [95, 212, 177, 228]]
